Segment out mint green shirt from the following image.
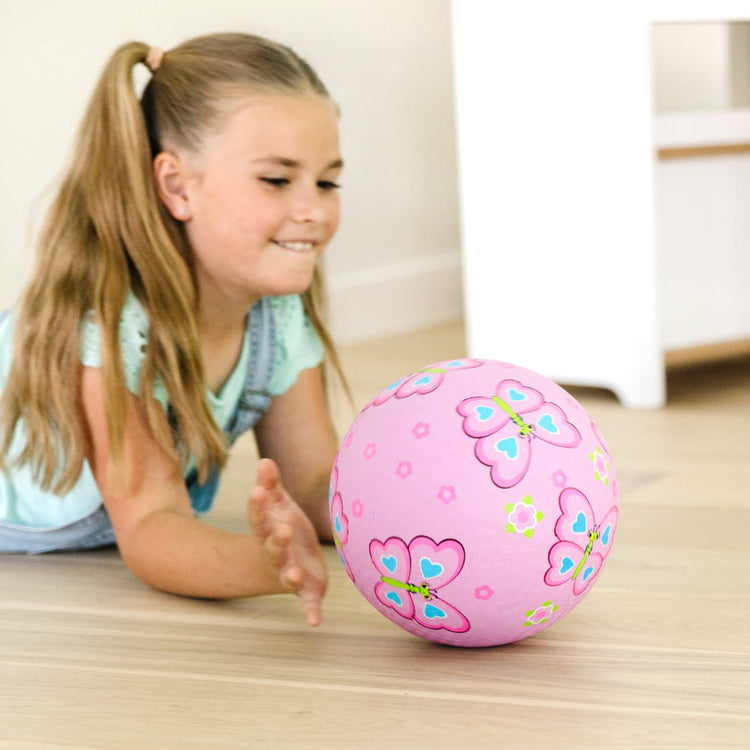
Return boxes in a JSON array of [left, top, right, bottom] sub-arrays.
[[0, 294, 323, 529]]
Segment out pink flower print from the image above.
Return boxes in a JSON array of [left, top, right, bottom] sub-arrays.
[[437, 485, 456, 504], [524, 601, 560, 627], [552, 470, 568, 488], [505, 495, 544, 538], [412, 422, 430, 439], [352, 499, 364, 518], [590, 447, 610, 485], [363, 443, 376, 460], [474, 585, 494, 600], [396, 461, 413, 479]]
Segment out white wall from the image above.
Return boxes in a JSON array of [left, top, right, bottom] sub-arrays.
[[0, 0, 462, 343], [651, 21, 750, 112], [652, 24, 732, 112]]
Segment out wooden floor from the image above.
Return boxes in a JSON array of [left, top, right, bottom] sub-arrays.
[[1, 322, 749, 749]]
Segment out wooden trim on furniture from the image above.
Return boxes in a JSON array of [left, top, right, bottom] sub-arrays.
[[657, 143, 750, 160], [665, 338, 750, 367]]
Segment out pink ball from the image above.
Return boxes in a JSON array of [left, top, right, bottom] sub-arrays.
[[329, 359, 619, 647]]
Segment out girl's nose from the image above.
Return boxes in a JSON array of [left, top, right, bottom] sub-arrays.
[[292, 183, 329, 224]]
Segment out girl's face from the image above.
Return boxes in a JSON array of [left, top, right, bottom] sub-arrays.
[[170, 94, 342, 312]]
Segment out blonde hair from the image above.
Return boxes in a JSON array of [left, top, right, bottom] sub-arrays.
[[0, 33, 346, 493]]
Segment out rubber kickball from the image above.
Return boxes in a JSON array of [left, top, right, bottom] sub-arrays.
[[329, 359, 618, 647]]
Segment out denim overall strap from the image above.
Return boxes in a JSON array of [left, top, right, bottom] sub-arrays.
[[223, 296, 276, 446], [186, 297, 276, 514]]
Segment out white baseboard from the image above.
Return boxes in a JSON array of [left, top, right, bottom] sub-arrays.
[[327, 252, 464, 345]]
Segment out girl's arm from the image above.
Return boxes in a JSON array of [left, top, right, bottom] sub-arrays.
[[80, 366, 327, 625], [253, 365, 339, 542]]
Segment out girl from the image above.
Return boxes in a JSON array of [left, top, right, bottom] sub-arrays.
[[0, 33, 347, 627]]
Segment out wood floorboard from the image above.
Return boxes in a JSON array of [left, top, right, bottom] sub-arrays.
[[1, 322, 748, 748]]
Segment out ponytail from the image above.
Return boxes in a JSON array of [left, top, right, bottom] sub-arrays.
[[0, 42, 226, 492]]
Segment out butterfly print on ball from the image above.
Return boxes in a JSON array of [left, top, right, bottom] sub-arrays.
[[368, 359, 484, 407], [329, 465, 355, 581], [544, 488, 618, 596], [370, 536, 470, 633], [457, 379, 582, 488]]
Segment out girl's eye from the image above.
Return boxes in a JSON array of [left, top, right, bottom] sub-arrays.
[[261, 177, 290, 188], [318, 181, 342, 191]]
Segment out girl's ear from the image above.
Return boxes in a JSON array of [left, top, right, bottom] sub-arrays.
[[153, 152, 192, 221]]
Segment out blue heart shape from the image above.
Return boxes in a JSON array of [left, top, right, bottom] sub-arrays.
[[415, 375, 432, 386], [496, 437, 519, 460], [508, 388, 526, 402], [560, 557, 575, 574], [386, 591, 403, 606], [601, 525, 611, 547], [420, 557, 444, 579], [475, 405, 494, 421], [381, 555, 397, 573], [572, 512, 588, 534], [537, 413, 560, 435], [582, 565, 595, 582], [424, 603, 447, 620]]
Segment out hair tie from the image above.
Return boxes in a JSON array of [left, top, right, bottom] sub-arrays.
[[145, 46, 165, 73]]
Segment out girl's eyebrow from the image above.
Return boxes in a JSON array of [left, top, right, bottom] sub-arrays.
[[251, 156, 344, 170]]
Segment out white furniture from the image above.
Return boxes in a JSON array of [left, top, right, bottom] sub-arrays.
[[451, 2, 750, 408], [654, 110, 750, 356]]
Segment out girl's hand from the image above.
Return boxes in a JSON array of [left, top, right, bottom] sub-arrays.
[[247, 458, 328, 626], [253, 366, 339, 544]]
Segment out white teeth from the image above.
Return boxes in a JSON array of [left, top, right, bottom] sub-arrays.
[[276, 241, 314, 252]]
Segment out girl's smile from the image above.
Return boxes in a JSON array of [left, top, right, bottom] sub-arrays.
[[273, 241, 316, 252]]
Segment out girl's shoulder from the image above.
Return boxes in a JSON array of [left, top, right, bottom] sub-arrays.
[[80, 291, 151, 395]]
